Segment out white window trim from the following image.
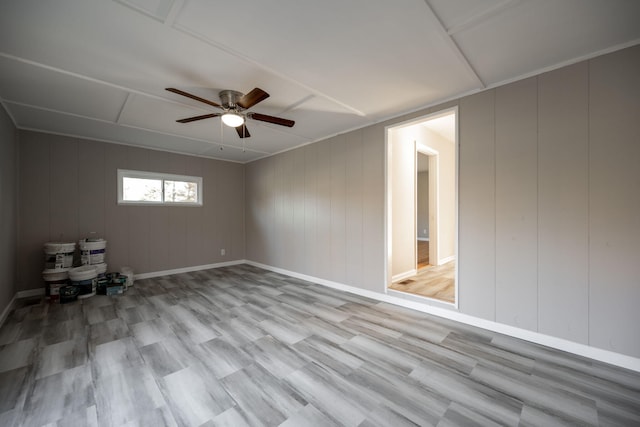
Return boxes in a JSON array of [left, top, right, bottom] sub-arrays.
[[117, 169, 203, 206]]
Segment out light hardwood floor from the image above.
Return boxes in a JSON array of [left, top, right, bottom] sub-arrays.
[[390, 241, 456, 303], [0, 264, 638, 426]]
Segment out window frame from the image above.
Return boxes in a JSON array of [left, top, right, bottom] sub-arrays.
[[117, 169, 203, 206]]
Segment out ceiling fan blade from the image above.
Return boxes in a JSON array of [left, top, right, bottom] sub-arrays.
[[176, 113, 220, 123], [249, 112, 295, 127], [166, 88, 222, 109], [237, 88, 270, 109], [235, 123, 251, 138]]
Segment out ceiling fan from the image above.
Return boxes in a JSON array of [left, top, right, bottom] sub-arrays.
[[166, 87, 295, 138]]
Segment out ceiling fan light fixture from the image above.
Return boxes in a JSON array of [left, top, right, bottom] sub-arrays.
[[221, 112, 244, 127]]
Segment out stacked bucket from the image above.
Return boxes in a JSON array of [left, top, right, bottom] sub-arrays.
[[41, 238, 108, 302], [42, 242, 75, 303], [73, 238, 108, 299]]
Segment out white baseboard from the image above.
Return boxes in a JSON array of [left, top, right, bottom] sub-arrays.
[[4, 260, 639, 373], [417, 237, 429, 241], [245, 260, 640, 373], [391, 269, 417, 283], [134, 259, 246, 280], [0, 288, 45, 329], [17, 288, 45, 298], [438, 255, 455, 265], [0, 295, 17, 327]]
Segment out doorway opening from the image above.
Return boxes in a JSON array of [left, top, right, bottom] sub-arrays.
[[386, 108, 458, 305]]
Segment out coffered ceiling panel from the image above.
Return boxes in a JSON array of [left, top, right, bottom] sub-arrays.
[[0, 56, 128, 123], [452, 0, 640, 85], [1, 0, 639, 162], [174, 0, 482, 119]]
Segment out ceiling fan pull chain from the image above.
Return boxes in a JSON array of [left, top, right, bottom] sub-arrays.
[[219, 118, 224, 151]]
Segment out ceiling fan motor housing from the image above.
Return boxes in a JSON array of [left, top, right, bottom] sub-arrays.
[[219, 90, 244, 110]]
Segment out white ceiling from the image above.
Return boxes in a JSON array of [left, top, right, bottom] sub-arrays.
[[1, 0, 639, 163]]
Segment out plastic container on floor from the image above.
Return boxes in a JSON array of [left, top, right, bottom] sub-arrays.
[[43, 242, 75, 269], [79, 239, 107, 265], [69, 265, 97, 299], [42, 268, 70, 303]]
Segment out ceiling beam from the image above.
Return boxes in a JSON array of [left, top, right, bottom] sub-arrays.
[[446, 0, 522, 36], [422, 0, 486, 88]]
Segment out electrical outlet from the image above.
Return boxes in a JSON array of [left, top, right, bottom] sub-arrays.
[[423, 229, 427, 234], [220, 249, 226, 256]]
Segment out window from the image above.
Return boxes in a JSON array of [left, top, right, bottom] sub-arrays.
[[117, 169, 202, 206]]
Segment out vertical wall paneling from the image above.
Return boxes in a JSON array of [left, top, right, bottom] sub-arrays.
[[185, 156, 205, 265], [588, 45, 640, 357], [330, 135, 347, 284], [244, 158, 261, 263], [201, 157, 218, 263], [315, 140, 332, 279], [303, 143, 318, 277], [0, 105, 17, 312], [166, 153, 188, 269], [538, 62, 589, 343], [50, 137, 79, 242], [259, 156, 276, 266], [77, 140, 105, 240], [18, 131, 245, 289], [361, 125, 385, 292], [103, 144, 129, 272], [146, 150, 170, 272], [345, 131, 364, 287], [494, 78, 539, 331], [127, 147, 151, 272], [230, 161, 246, 262], [291, 148, 306, 272], [458, 90, 496, 320], [18, 133, 51, 290], [281, 151, 295, 271]]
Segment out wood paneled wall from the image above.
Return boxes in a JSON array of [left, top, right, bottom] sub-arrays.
[[247, 45, 640, 358], [458, 45, 640, 357], [0, 105, 17, 313], [17, 133, 245, 291], [245, 126, 385, 293]]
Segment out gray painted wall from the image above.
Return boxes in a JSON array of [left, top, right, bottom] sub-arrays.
[[17, 131, 245, 292], [245, 128, 386, 292], [0, 105, 17, 315], [246, 45, 640, 358]]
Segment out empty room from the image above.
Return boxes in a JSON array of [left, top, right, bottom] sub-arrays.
[[1, 1, 639, 426]]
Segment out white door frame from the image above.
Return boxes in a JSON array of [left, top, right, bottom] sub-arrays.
[[384, 106, 459, 307]]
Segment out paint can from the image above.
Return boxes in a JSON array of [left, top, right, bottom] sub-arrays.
[[79, 238, 107, 265], [60, 285, 80, 304], [69, 265, 97, 299], [42, 268, 69, 303], [106, 272, 127, 295], [94, 263, 107, 278], [120, 266, 134, 288], [43, 242, 75, 269]]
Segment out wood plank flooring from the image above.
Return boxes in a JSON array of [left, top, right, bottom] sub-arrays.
[[417, 240, 429, 269], [1, 264, 639, 426], [390, 260, 455, 303]]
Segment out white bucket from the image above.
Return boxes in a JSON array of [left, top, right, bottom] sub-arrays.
[[43, 242, 75, 269], [120, 266, 134, 288], [79, 239, 107, 265], [69, 265, 97, 299], [42, 268, 69, 303], [94, 263, 108, 278]]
